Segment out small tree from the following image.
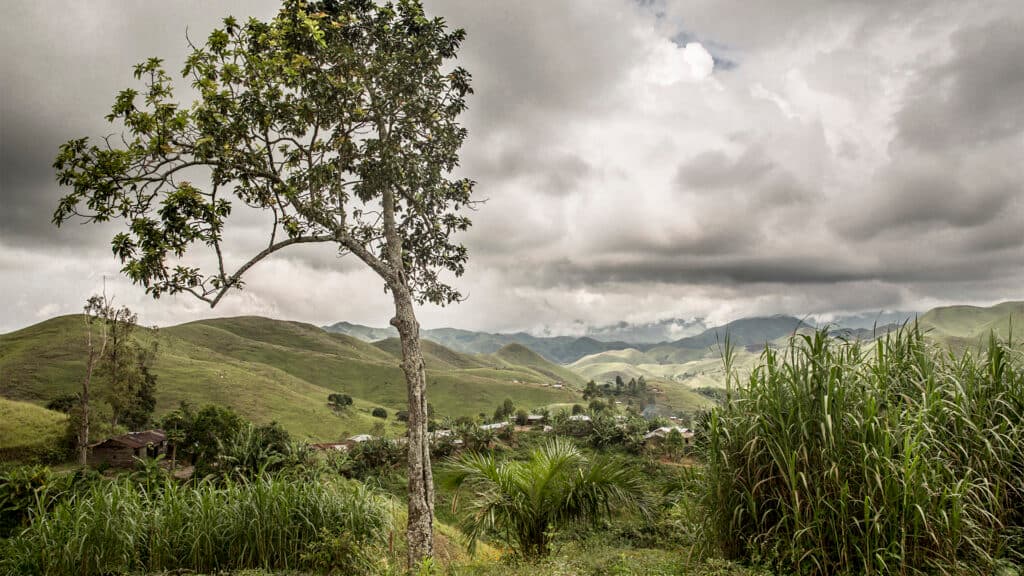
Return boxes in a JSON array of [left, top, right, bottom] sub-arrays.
[[445, 437, 650, 557], [52, 1, 473, 564], [75, 295, 112, 465], [514, 409, 529, 426], [328, 393, 353, 409]]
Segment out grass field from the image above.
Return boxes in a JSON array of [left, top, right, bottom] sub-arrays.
[[0, 397, 67, 458]]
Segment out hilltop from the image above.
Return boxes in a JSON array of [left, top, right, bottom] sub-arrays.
[[0, 315, 582, 441]]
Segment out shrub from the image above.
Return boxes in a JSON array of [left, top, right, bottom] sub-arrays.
[[444, 437, 651, 557], [371, 407, 388, 419], [1, 474, 390, 575], [694, 327, 1024, 575]]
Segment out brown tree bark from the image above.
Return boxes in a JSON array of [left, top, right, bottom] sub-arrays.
[[79, 312, 105, 466], [391, 284, 435, 568]]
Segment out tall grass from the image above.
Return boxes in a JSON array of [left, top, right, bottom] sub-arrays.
[[695, 326, 1024, 575], [1, 474, 391, 575]]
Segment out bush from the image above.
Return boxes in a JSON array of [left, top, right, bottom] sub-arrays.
[[1, 474, 390, 575], [444, 437, 651, 557], [694, 327, 1024, 575], [371, 407, 387, 419]]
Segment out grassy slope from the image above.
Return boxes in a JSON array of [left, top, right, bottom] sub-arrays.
[[0, 315, 577, 441], [919, 301, 1024, 353], [0, 397, 67, 452]]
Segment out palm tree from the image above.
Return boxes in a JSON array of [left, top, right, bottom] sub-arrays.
[[443, 437, 650, 557]]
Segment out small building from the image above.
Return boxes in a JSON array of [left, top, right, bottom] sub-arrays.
[[479, 421, 510, 431], [568, 414, 591, 422], [88, 429, 167, 468], [310, 442, 349, 452], [526, 414, 545, 424], [644, 426, 694, 445]]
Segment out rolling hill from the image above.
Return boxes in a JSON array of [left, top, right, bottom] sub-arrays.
[[918, 301, 1024, 352], [0, 315, 582, 442], [0, 397, 68, 459]]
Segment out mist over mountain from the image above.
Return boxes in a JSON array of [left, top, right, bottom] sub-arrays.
[[574, 318, 708, 344], [812, 310, 920, 331]]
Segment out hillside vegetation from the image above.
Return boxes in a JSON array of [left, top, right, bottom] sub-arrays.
[[0, 316, 579, 441], [0, 398, 67, 460]]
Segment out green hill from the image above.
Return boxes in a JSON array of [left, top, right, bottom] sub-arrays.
[[918, 301, 1024, 352], [0, 397, 67, 460], [0, 315, 578, 441]]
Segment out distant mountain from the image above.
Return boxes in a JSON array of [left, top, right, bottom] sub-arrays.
[[323, 322, 631, 364], [659, 315, 811, 351], [571, 303, 1024, 387], [323, 321, 398, 342], [823, 310, 919, 331]]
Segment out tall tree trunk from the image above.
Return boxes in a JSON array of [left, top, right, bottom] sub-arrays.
[[78, 371, 90, 466], [79, 315, 100, 466], [390, 283, 434, 569]]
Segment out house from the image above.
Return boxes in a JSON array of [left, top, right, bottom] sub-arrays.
[[643, 426, 694, 445], [88, 429, 167, 468], [526, 414, 545, 424], [310, 442, 349, 452], [479, 421, 510, 431], [568, 414, 591, 422]]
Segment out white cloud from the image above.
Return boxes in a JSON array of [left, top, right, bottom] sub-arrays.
[[683, 42, 715, 80]]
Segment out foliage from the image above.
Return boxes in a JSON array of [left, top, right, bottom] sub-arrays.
[[0, 474, 390, 575], [372, 407, 388, 419], [214, 421, 308, 480], [328, 393, 353, 409], [694, 326, 1024, 575], [0, 465, 101, 539], [44, 394, 77, 414], [188, 404, 244, 467], [443, 437, 651, 557], [493, 398, 515, 422], [345, 437, 406, 479]]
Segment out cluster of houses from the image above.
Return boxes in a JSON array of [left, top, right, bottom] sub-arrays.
[[84, 417, 695, 468], [510, 379, 566, 389]]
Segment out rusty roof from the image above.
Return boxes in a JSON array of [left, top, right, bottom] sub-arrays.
[[92, 429, 166, 449]]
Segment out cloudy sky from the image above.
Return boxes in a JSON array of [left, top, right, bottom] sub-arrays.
[[2, 0, 1023, 334]]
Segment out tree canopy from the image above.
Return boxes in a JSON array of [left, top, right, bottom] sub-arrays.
[[53, 0, 474, 307]]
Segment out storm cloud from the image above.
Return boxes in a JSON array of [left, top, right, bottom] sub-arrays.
[[1, 0, 1023, 334]]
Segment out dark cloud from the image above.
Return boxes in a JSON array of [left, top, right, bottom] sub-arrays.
[[897, 17, 1024, 152], [2, 0, 1024, 334]]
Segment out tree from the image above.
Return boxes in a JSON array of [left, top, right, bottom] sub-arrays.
[[492, 397, 515, 422], [514, 408, 529, 426], [52, 1, 473, 565], [444, 437, 650, 557], [328, 393, 353, 409], [76, 295, 112, 465], [45, 394, 78, 414]]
